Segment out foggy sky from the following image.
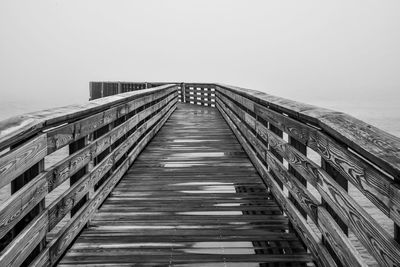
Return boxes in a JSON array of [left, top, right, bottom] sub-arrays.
[[1, 0, 400, 110]]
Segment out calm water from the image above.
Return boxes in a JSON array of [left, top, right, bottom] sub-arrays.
[[0, 96, 398, 264]]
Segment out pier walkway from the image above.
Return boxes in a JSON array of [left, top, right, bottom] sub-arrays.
[[59, 104, 313, 266], [2, 82, 400, 267]]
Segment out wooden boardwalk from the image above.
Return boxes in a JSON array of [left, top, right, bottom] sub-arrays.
[[59, 104, 313, 266], [2, 82, 399, 266]]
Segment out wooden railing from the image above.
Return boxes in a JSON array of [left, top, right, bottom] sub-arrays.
[[216, 84, 400, 267], [90, 81, 216, 107], [0, 84, 178, 266], [2, 80, 400, 266]]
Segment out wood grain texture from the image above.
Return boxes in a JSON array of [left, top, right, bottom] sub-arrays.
[[0, 211, 48, 267], [36, 98, 177, 267], [46, 97, 177, 232], [221, 88, 396, 224], [58, 104, 313, 266], [46, 93, 176, 191], [0, 85, 176, 151], [318, 207, 367, 267], [0, 85, 178, 267], [217, 91, 400, 266], [46, 88, 176, 153], [0, 134, 47, 189], [217, 83, 400, 187], [0, 173, 47, 240], [217, 102, 334, 267], [1, 81, 399, 266]]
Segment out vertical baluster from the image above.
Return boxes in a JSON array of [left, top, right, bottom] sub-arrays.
[[321, 158, 348, 266], [9, 156, 45, 263], [100, 82, 104, 98], [269, 124, 283, 189], [288, 136, 308, 219], [69, 137, 89, 216], [182, 83, 186, 103]]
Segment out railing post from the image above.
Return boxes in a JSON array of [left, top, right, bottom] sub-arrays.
[[89, 82, 93, 100], [321, 158, 348, 266], [118, 82, 122, 94], [288, 136, 308, 218], [9, 156, 45, 263], [269, 124, 284, 189], [182, 83, 186, 103], [69, 137, 89, 216]]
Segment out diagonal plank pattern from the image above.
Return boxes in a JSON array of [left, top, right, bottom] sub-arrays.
[[59, 104, 314, 266]]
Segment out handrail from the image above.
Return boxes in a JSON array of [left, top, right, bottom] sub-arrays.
[[0, 84, 178, 266], [216, 83, 400, 267]]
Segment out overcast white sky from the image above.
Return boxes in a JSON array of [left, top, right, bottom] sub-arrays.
[[0, 0, 399, 109]]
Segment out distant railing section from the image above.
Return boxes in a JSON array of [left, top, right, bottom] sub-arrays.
[[90, 81, 216, 107], [216, 84, 400, 267], [0, 84, 178, 266]]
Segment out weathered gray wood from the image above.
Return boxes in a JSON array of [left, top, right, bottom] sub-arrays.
[[46, 97, 177, 232], [0, 211, 48, 267], [46, 93, 176, 191], [318, 207, 367, 267], [1, 80, 399, 266], [39, 97, 177, 266], [217, 101, 335, 267], [217, 88, 400, 266], [218, 88, 400, 235], [0, 134, 47, 189], [0, 173, 47, 240], [0, 84, 179, 267], [57, 104, 312, 266], [217, 83, 400, 184], [46, 87, 176, 153], [0, 85, 176, 151], [288, 136, 308, 219]]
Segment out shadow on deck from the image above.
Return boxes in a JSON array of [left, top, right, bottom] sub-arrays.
[[59, 104, 314, 266]]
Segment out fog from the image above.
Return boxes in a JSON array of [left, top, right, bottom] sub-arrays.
[[1, 0, 400, 113]]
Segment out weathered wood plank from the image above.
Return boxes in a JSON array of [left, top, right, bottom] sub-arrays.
[[224, 89, 395, 223], [218, 91, 400, 266], [318, 207, 367, 267], [0, 85, 176, 151], [218, 88, 400, 233], [46, 98, 176, 231], [217, 101, 335, 267], [57, 103, 312, 266], [0, 211, 48, 267], [0, 84, 178, 267], [217, 83, 400, 183], [46, 93, 176, 191], [38, 96, 177, 266], [0, 173, 47, 240], [46, 88, 176, 153], [0, 134, 47, 189]]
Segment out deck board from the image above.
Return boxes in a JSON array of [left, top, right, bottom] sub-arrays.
[[59, 104, 314, 266]]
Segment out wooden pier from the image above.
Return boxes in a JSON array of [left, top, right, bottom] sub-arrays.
[[0, 82, 400, 266], [59, 104, 313, 266]]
